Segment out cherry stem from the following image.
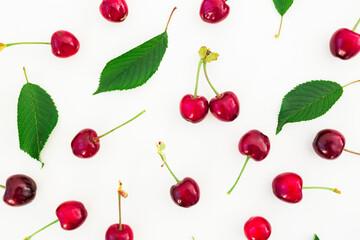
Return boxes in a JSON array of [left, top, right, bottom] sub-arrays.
[[156, 142, 180, 183], [0, 184, 5, 189], [275, 16, 283, 38], [203, 62, 220, 97], [353, 18, 360, 32], [23, 67, 30, 83], [193, 59, 204, 98], [117, 181, 128, 231], [95, 110, 145, 140], [165, 7, 177, 31], [342, 79, 360, 88], [302, 186, 341, 194], [227, 156, 251, 195], [24, 219, 59, 240], [344, 148, 360, 155], [5, 42, 50, 48]]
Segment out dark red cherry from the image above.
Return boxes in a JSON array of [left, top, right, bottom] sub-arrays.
[[330, 28, 360, 60], [313, 129, 345, 160], [56, 201, 88, 230], [200, 0, 230, 24], [244, 216, 272, 240], [180, 94, 209, 123], [100, 0, 128, 23], [71, 128, 100, 158], [3, 174, 37, 207], [170, 177, 200, 208], [51, 30, 80, 58], [239, 130, 270, 161], [272, 172, 303, 203], [106, 224, 134, 240], [209, 91, 239, 122]]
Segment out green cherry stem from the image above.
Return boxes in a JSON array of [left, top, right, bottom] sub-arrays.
[[275, 16, 283, 38], [156, 142, 180, 183], [24, 219, 59, 240], [227, 156, 251, 195], [0, 184, 5, 189], [165, 7, 177, 31], [94, 110, 145, 141], [5, 42, 50, 47], [353, 18, 360, 32], [344, 148, 360, 155], [117, 181, 128, 231], [302, 186, 341, 194], [203, 62, 221, 97], [193, 59, 204, 98], [342, 79, 360, 88]]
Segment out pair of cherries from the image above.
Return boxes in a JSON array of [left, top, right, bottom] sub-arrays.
[[180, 47, 239, 123]]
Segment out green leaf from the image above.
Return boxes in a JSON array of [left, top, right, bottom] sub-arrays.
[[273, 0, 293, 16], [313, 234, 320, 240], [94, 31, 168, 94], [17, 82, 58, 166], [276, 80, 343, 134]]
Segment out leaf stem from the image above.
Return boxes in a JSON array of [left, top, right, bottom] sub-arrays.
[[344, 148, 360, 155], [227, 156, 251, 195], [193, 59, 204, 98], [302, 186, 341, 194], [353, 18, 360, 32], [95, 110, 145, 140], [275, 16, 283, 38], [203, 62, 220, 97], [24, 219, 59, 240], [165, 7, 177, 31], [156, 142, 180, 183], [342, 79, 360, 88], [0, 184, 5, 189], [23, 67, 29, 83]]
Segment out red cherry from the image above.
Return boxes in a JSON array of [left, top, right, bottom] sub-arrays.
[[272, 172, 303, 203], [2, 174, 37, 207], [106, 224, 134, 240], [239, 130, 271, 161], [170, 177, 200, 208], [209, 91, 239, 122], [100, 0, 128, 23], [313, 129, 345, 160], [56, 201, 88, 230], [244, 216, 272, 240], [180, 94, 209, 123], [71, 128, 100, 158], [330, 28, 360, 60], [200, 0, 230, 24], [51, 30, 80, 58]]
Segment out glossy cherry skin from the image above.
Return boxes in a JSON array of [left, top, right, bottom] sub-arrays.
[[170, 177, 200, 208], [100, 0, 128, 23], [51, 30, 80, 58], [71, 128, 100, 158], [209, 91, 239, 122], [239, 130, 270, 161], [56, 201, 88, 230], [272, 172, 303, 203], [313, 129, 345, 160], [106, 224, 134, 240], [200, 0, 230, 24], [330, 28, 360, 60], [180, 94, 209, 123], [244, 216, 272, 240], [3, 174, 37, 207]]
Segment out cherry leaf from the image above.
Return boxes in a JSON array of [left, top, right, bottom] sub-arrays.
[[276, 80, 343, 134], [313, 234, 320, 240], [273, 0, 293, 16]]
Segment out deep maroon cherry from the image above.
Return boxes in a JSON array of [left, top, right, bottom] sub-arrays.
[[209, 91, 240, 122], [244, 216, 271, 240], [51, 30, 80, 58], [180, 95, 209, 123], [272, 172, 340, 204], [156, 142, 200, 208], [71, 110, 145, 158], [200, 0, 230, 24], [330, 18, 360, 60], [227, 130, 270, 194], [2, 174, 37, 207], [24, 200, 87, 239], [100, 0, 128, 23], [313, 129, 345, 160]]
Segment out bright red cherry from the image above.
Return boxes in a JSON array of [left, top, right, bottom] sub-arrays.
[[71, 110, 145, 159], [272, 172, 341, 204], [200, 0, 230, 24], [51, 30, 80, 58], [209, 91, 240, 122], [227, 130, 270, 194], [180, 94, 209, 123], [244, 216, 271, 240], [2, 174, 37, 207], [156, 142, 200, 208], [313, 129, 345, 160], [100, 0, 128, 23]]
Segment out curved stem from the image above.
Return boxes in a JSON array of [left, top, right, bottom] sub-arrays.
[[5, 42, 50, 48], [24, 219, 59, 240], [302, 186, 341, 194], [344, 148, 360, 155], [0, 184, 5, 189], [165, 7, 177, 31], [23, 67, 29, 83], [342, 80, 360, 88], [227, 156, 251, 195], [156, 142, 180, 183], [353, 18, 360, 32], [193, 59, 204, 98], [95, 110, 145, 140], [203, 62, 220, 97], [275, 16, 283, 38]]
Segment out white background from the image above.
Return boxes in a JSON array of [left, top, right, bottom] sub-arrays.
[[0, 0, 360, 239]]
